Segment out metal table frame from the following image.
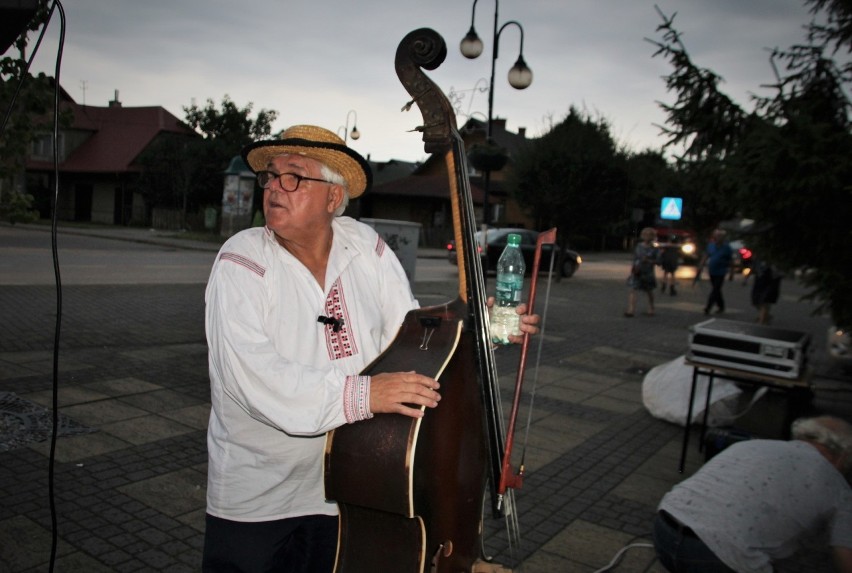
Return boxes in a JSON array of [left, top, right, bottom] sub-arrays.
[[678, 359, 811, 473]]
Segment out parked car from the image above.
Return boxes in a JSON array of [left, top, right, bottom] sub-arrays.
[[446, 228, 582, 278]]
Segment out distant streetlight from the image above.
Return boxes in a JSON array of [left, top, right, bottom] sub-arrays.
[[338, 110, 360, 143], [460, 0, 532, 227]]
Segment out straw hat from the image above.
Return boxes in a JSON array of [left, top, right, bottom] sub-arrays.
[[241, 125, 372, 198]]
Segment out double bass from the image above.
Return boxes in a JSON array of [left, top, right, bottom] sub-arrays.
[[325, 28, 524, 573]]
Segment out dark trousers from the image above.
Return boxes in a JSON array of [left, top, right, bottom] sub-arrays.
[[652, 512, 737, 573], [202, 513, 338, 573], [705, 275, 726, 313]]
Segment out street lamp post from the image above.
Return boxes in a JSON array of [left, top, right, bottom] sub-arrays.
[[338, 109, 361, 144], [460, 0, 532, 228]]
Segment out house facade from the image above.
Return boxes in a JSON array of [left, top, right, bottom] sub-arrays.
[[23, 89, 196, 226]]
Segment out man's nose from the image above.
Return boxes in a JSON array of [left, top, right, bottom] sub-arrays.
[[265, 179, 286, 194]]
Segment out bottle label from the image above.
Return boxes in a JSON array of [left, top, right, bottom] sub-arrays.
[[490, 305, 521, 344], [495, 272, 523, 306]]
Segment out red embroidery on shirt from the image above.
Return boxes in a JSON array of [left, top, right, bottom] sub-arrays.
[[375, 236, 386, 257], [343, 375, 372, 423], [219, 252, 266, 277], [322, 278, 357, 360]]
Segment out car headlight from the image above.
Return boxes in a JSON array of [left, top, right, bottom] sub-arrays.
[[681, 243, 696, 256], [828, 327, 851, 358]]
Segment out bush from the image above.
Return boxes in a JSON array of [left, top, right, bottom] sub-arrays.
[[0, 191, 39, 224]]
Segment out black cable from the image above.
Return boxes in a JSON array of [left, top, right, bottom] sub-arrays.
[[44, 1, 66, 571], [47, 5, 67, 570], [1, 3, 66, 570]]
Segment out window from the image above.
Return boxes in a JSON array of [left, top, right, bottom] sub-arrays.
[[30, 133, 65, 160]]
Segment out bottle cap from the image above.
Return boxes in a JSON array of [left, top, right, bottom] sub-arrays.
[[507, 233, 521, 246]]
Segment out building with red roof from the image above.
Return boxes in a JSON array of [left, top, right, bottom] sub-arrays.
[[24, 88, 195, 225]]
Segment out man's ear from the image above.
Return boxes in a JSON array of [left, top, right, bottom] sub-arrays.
[[327, 184, 344, 213]]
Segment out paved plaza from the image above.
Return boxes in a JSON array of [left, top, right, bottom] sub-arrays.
[[1, 223, 849, 572]]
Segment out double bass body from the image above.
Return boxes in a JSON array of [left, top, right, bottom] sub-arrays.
[[325, 300, 490, 572]]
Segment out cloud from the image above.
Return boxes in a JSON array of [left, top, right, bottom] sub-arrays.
[[25, 0, 817, 162]]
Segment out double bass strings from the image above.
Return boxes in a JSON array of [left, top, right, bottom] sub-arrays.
[[520, 250, 557, 471]]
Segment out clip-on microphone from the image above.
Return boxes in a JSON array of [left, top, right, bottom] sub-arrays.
[[317, 315, 344, 333]]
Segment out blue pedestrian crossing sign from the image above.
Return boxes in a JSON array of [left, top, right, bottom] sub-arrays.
[[660, 197, 683, 220]]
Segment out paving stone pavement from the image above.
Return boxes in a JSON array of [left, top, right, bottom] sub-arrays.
[[1, 224, 850, 572]]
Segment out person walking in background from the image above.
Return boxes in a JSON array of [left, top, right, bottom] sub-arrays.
[[696, 229, 733, 315], [659, 238, 680, 296], [750, 258, 784, 324], [625, 227, 660, 317]]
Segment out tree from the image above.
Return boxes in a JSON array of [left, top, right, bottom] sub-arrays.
[[0, 72, 55, 181], [138, 95, 277, 223], [0, 1, 63, 220], [508, 107, 630, 253], [647, 7, 748, 244], [183, 95, 277, 149], [649, 2, 852, 327], [508, 108, 677, 253], [182, 95, 276, 212], [136, 133, 201, 220], [623, 149, 681, 241]]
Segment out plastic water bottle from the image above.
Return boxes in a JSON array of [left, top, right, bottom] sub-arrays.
[[491, 233, 526, 345]]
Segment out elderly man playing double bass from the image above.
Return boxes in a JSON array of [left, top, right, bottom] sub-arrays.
[[202, 125, 539, 573]]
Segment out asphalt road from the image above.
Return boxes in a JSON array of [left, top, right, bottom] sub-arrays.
[[0, 226, 217, 286], [0, 224, 698, 287]]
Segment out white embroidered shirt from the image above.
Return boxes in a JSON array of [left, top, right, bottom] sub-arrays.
[[204, 217, 417, 521]]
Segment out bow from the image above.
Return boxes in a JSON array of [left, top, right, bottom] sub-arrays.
[[497, 227, 557, 503]]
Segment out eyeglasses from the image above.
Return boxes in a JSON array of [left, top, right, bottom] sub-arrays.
[[256, 171, 332, 192]]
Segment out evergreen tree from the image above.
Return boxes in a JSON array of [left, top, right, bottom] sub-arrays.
[[649, 1, 852, 327]]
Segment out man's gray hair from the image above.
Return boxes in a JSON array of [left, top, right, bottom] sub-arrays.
[[792, 416, 852, 474], [320, 164, 350, 216]]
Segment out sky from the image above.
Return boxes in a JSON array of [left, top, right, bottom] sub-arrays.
[[21, 0, 818, 164]]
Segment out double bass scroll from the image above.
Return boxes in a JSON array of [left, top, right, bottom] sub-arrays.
[[394, 28, 454, 155]]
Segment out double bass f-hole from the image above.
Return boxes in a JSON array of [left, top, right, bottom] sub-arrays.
[[419, 316, 442, 350]]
